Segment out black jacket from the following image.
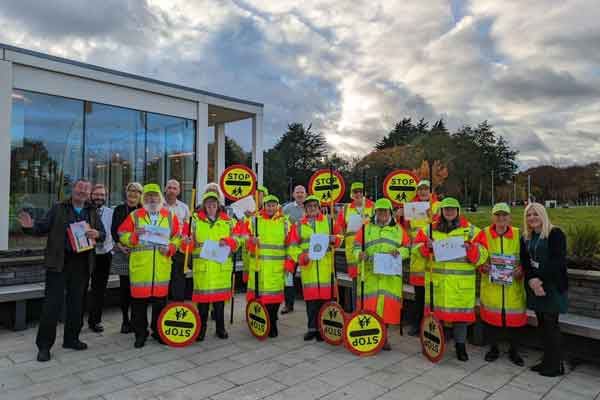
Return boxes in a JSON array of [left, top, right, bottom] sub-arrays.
[[522, 227, 568, 293], [111, 203, 141, 244]]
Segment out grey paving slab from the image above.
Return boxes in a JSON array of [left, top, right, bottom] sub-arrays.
[[174, 358, 242, 384], [375, 380, 439, 400], [0, 375, 82, 400], [26, 357, 105, 383], [0, 357, 13, 368], [460, 363, 519, 393], [0, 370, 33, 391], [102, 376, 185, 400], [45, 375, 133, 400], [510, 369, 563, 395], [210, 377, 287, 400], [557, 371, 600, 398], [221, 359, 287, 385], [77, 357, 149, 383], [270, 356, 342, 386], [413, 363, 471, 391], [155, 376, 236, 400], [543, 386, 594, 400], [486, 384, 543, 400], [184, 343, 244, 365], [431, 383, 488, 400], [320, 378, 388, 400], [318, 363, 377, 389], [126, 359, 195, 384], [263, 378, 335, 400]]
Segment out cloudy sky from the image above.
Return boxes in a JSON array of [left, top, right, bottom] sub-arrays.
[[1, 0, 599, 168]]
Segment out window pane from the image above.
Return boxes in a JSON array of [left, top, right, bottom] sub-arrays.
[[9, 90, 84, 249], [83, 103, 144, 206], [147, 113, 195, 205], [225, 120, 252, 167]]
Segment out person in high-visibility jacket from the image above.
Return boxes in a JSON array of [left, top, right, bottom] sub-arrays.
[[242, 186, 269, 284], [238, 194, 295, 338], [405, 179, 440, 336], [289, 195, 342, 341], [335, 182, 374, 278], [412, 197, 488, 361], [354, 198, 410, 351], [181, 192, 240, 342], [118, 183, 181, 349], [479, 203, 526, 366]]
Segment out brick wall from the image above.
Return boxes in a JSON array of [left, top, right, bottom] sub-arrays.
[[567, 269, 600, 318]]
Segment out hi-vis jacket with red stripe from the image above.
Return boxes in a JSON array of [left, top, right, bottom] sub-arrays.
[[236, 210, 295, 304], [412, 216, 488, 323], [335, 199, 375, 278], [479, 225, 527, 327], [118, 208, 181, 298], [288, 213, 342, 301], [181, 211, 240, 303]]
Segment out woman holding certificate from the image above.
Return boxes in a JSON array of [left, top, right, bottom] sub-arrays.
[[522, 202, 568, 377], [479, 203, 526, 366], [289, 195, 341, 341], [181, 192, 240, 341], [354, 198, 410, 351], [412, 197, 488, 361]]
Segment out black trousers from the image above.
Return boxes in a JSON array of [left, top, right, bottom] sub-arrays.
[[86, 253, 112, 326], [486, 323, 521, 350], [119, 275, 131, 322], [169, 253, 186, 302], [131, 297, 166, 339], [306, 299, 325, 331], [284, 267, 296, 308], [266, 303, 280, 333], [536, 312, 562, 370], [36, 253, 89, 350], [197, 302, 225, 333], [413, 285, 425, 328]]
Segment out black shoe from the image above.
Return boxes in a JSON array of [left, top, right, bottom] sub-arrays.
[[134, 336, 146, 348], [63, 340, 88, 351], [88, 323, 104, 333], [120, 321, 132, 334], [530, 362, 544, 372], [304, 331, 318, 341], [485, 346, 500, 362], [269, 325, 278, 338], [216, 330, 229, 339], [315, 332, 324, 342], [383, 341, 391, 351], [408, 325, 420, 337], [539, 363, 565, 378], [37, 349, 51, 362], [197, 325, 207, 342], [455, 343, 469, 362], [509, 349, 524, 367], [281, 306, 294, 314]]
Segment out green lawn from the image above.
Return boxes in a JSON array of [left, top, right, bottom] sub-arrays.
[[462, 206, 600, 231]]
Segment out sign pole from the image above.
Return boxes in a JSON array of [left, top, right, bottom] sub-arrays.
[[230, 249, 237, 325], [360, 169, 366, 311], [254, 162, 260, 301], [329, 165, 339, 303]]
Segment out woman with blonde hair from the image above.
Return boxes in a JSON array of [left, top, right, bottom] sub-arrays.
[[521, 202, 568, 377], [202, 182, 225, 206]]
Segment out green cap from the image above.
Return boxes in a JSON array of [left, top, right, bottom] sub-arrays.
[[417, 179, 431, 188], [304, 195, 320, 205], [202, 192, 219, 203], [350, 182, 364, 192], [258, 185, 269, 195], [374, 198, 393, 210], [439, 197, 461, 210], [143, 183, 161, 194], [492, 202, 511, 215], [263, 194, 279, 204]]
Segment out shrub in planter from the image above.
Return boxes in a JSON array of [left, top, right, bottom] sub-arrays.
[[567, 224, 600, 258]]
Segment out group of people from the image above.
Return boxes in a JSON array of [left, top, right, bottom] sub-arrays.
[[19, 176, 568, 379]]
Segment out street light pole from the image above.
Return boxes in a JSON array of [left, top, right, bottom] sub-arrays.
[[491, 170, 495, 206], [527, 175, 532, 202]]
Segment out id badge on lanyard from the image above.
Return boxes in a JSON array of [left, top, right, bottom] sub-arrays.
[[531, 260, 540, 269]]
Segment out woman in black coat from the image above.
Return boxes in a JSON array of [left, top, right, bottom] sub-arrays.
[[111, 182, 142, 333], [521, 202, 568, 377]]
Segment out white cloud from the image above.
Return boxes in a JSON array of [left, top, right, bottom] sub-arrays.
[[0, 0, 599, 167]]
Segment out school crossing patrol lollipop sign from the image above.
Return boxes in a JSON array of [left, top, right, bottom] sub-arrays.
[[220, 164, 257, 201], [157, 303, 200, 347], [383, 169, 420, 206], [308, 169, 345, 206]]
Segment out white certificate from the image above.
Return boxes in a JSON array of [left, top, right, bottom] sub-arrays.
[[231, 196, 256, 220], [347, 214, 364, 232], [140, 225, 170, 246], [200, 239, 231, 263], [309, 233, 329, 261], [373, 253, 403, 276], [433, 237, 467, 262], [404, 202, 430, 221]]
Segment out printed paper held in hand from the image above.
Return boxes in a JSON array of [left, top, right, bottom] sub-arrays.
[[309, 233, 329, 261], [373, 253, 402, 275], [140, 225, 170, 246], [490, 254, 516, 285], [347, 214, 363, 232], [200, 239, 231, 263], [404, 202, 430, 221], [231, 196, 256, 220], [68, 221, 95, 253], [433, 236, 467, 262]]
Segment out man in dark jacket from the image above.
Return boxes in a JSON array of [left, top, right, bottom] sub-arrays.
[[18, 179, 105, 362]]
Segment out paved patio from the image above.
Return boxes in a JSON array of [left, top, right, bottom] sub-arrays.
[[1, 295, 599, 400]]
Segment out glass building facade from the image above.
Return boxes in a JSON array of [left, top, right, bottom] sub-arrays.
[[9, 89, 195, 249]]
